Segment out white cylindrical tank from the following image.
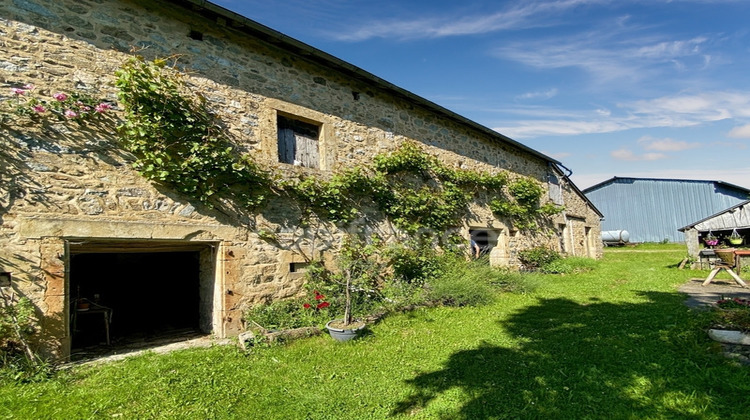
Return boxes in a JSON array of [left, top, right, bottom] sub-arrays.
[[601, 230, 630, 244]]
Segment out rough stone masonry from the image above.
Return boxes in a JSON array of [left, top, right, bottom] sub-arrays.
[[0, 0, 602, 358]]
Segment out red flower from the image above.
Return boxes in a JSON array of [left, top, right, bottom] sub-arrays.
[[317, 301, 330, 309], [303, 303, 312, 309], [315, 293, 325, 300]]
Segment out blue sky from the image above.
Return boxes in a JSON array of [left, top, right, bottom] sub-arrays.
[[212, 0, 750, 190]]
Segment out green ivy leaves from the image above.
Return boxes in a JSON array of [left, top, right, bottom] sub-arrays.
[[115, 57, 561, 233], [116, 56, 269, 208]]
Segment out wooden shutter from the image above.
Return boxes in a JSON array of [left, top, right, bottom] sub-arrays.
[[295, 132, 319, 168], [277, 115, 320, 168], [278, 128, 296, 164]]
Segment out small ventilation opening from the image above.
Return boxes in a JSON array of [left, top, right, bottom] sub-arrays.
[[290, 262, 309, 273], [189, 30, 204, 41]]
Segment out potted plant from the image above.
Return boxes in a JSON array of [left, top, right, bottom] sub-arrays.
[[324, 235, 379, 342], [704, 231, 719, 247], [325, 267, 366, 342], [729, 229, 744, 246], [708, 297, 750, 346]]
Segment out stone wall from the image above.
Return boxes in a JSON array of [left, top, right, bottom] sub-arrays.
[[0, 0, 602, 358]]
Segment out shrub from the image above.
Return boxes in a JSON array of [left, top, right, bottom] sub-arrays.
[[539, 257, 599, 274], [244, 295, 332, 331], [518, 246, 561, 270], [425, 263, 495, 307], [386, 241, 443, 286], [0, 293, 51, 383], [424, 256, 536, 306]]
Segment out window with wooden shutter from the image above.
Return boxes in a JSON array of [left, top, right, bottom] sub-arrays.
[[548, 173, 563, 205], [277, 115, 320, 168]]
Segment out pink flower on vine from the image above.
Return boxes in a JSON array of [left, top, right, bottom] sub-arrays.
[[53, 93, 68, 101], [32, 105, 46, 113], [11, 88, 26, 95], [95, 103, 112, 113], [64, 109, 78, 118], [23, 84, 35, 91]]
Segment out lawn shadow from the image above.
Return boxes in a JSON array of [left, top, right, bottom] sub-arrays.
[[392, 291, 748, 418]]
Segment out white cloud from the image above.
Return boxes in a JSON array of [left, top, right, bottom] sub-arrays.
[[637, 136, 701, 151], [625, 91, 750, 119], [727, 124, 750, 139], [516, 88, 558, 101], [493, 90, 750, 138], [493, 28, 711, 85], [610, 149, 667, 161], [327, 0, 604, 41]]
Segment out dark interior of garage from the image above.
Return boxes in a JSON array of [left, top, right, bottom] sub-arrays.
[[69, 251, 201, 350]]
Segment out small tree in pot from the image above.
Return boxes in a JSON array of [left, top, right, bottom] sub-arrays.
[[325, 234, 383, 341]]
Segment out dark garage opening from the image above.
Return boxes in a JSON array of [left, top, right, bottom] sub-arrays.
[[69, 245, 212, 353]]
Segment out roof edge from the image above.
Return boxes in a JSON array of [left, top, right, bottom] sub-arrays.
[[164, 0, 560, 166], [583, 176, 750, 194], [678, 199, 750, 231]]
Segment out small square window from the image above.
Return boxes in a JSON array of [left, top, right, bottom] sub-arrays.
[[290, 262, 309, 273], [277, 115, 320, 168]]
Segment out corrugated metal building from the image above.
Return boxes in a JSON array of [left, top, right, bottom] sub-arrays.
[[583, 177, 750, 243]]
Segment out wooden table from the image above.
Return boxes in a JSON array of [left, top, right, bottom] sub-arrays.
[[703, 249, 748, 288], [71, 303, 113, 345]]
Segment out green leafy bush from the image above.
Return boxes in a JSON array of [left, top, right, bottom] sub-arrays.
[[518, 246, 561, 270], [425, 266, 494, 307], [0, 294, 51, 383], [116, 56, 269, 208], [386, 241, 443, 286], [539, 257, 599, 274], [244, 295, 332, 331], [425, 256, 535, 306]]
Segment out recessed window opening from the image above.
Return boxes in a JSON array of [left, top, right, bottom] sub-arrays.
[[277, 114, 320, 168], [548, 173, 563, 205], [469, 229, 499, 259], [290, 262, 309, 273], [188, 30, 203, 41]]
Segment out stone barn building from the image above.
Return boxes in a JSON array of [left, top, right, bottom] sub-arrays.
[[0, 0, 602, 359]]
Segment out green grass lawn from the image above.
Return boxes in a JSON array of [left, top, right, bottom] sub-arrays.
[[3, 244, 750, 419]]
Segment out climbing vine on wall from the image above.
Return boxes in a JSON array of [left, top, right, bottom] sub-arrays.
[[289, 141, 559, 234], [115, 56, 562, 233], [489, 177, 564, 231], [370, 141, 507, 233], [115, 56, 270, 208]]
